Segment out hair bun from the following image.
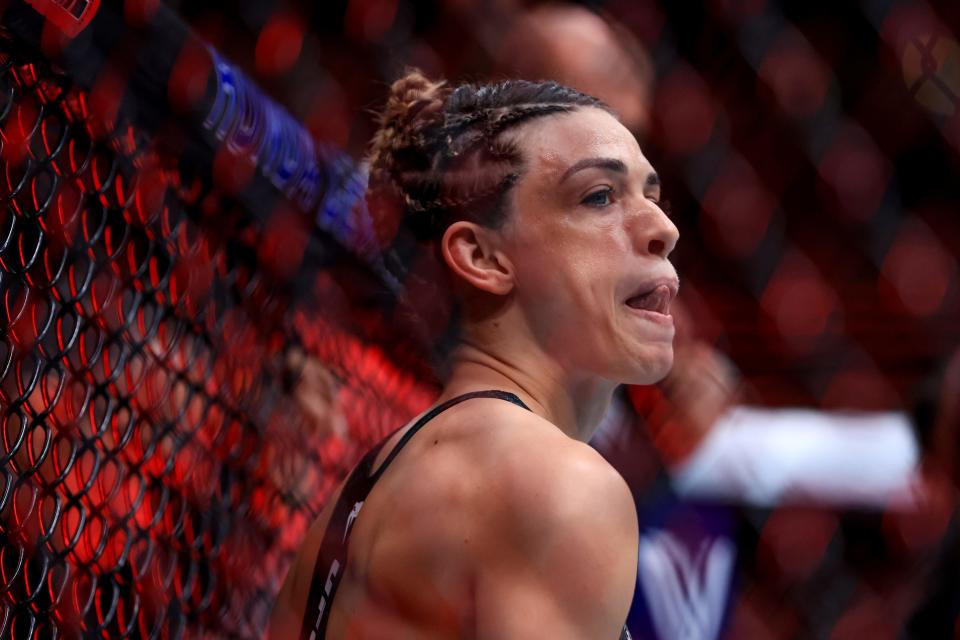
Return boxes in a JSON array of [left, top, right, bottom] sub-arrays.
[[369, 69, 450, 171]]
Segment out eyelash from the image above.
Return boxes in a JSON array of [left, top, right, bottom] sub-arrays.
[[580, 189, 671, 215], [581, 187, 614, 208]]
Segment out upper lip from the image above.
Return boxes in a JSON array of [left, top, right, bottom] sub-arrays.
[[624, 276, 680, 313]]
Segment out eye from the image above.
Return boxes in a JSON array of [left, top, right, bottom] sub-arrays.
[[581, 187, 614, 208]]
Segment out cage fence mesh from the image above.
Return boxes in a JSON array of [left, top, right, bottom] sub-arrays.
[[0, 34, 430, 639], [2, 0, 960, 638]]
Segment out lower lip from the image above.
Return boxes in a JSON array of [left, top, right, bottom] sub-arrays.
[[625, 305, 675, 327]]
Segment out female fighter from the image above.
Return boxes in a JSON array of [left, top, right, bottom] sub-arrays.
[[269, 69, 679, 639]]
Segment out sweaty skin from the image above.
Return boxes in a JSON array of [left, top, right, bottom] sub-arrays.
[[269, 107, 678, 639]]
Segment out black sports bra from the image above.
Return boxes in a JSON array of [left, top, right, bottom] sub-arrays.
[[297, 390, 632, 640]]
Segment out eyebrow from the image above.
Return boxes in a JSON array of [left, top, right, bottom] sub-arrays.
[[560, 157, 626, 183], [559, 157, 660, 189]]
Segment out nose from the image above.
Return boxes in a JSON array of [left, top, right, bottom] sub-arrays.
[[630, 202, 679, 258]]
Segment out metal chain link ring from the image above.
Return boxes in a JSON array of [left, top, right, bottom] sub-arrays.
[[0, 37, 428, 639]]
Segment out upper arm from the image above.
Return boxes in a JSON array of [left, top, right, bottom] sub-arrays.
[[473, 448, 639, 639], [267, 560, 301, 640], [267, 482, 342, 640]]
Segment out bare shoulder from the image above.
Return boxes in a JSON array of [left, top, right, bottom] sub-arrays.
[[444, 397, 637, 531], [489, 423, 638, 551], [461, 400, 635, 519], [449, 401, 639, 636]]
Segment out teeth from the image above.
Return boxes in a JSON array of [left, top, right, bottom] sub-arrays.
[[626, 284, 671, 313]]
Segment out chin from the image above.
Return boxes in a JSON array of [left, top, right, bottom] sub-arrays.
[[619, 346, 674, 385]]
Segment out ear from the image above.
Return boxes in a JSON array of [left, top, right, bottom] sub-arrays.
[[440, 220, 514, 295]]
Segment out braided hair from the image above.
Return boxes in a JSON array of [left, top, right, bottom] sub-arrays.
[[368, 70, 609, 245], [366, 70, 610, 375]]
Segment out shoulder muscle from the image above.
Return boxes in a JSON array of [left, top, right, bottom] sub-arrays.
[[474, 440, 639, 638]]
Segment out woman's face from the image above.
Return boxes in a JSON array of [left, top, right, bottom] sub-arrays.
[[499, 107, 679, 385]]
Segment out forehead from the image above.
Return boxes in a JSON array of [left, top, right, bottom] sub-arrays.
[[507, 107, 652, 181]]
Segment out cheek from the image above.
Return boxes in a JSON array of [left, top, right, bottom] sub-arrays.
[[514, 215, 623, 279], [514, 231, 609, 309], [513, 233, 623, 346]]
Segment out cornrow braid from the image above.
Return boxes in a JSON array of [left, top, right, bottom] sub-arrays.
[[480, 102, 582, 140], [368, 71, 609, 247]]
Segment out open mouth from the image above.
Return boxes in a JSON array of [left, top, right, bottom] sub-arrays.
[[624, 281, 677, 316]]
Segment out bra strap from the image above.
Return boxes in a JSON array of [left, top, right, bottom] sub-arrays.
[[297, 389, 528, 640], [370, 389, 529, 483]]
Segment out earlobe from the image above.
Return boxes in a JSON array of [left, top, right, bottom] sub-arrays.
[[441, 221, 514, 295]]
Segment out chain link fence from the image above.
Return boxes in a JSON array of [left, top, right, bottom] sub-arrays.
[[3, 0, 960, 638], [0, 33, 432, 637]]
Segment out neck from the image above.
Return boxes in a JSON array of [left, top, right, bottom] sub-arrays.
[[439, 339, 616, 442]]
